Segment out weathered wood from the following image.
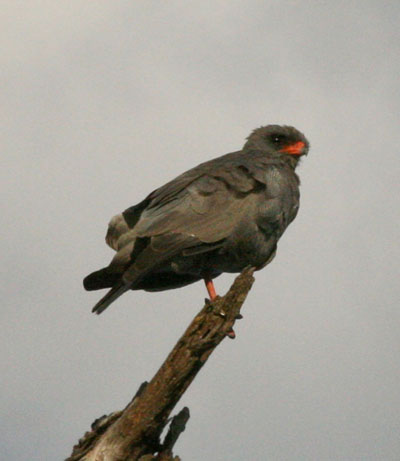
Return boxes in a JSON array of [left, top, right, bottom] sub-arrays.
[[67, 267, 255, 461]]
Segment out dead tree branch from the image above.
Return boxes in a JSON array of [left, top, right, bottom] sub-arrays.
[[67, 267, 255, 461]]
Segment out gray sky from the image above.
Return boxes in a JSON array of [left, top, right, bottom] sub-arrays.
[[2, 1, 400, 460]]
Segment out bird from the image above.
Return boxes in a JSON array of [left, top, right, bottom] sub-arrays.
[[84, 124, 309, 314]]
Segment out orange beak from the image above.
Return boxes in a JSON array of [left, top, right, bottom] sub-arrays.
[[280, 141, 306, 155]]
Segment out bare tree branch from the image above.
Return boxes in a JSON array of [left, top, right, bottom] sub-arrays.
[[67, 267, 255, 461]]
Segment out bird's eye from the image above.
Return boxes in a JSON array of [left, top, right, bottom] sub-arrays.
[[271, 135, 283, 143]]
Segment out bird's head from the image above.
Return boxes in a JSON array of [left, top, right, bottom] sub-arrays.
[[243, 125, 309, 166]]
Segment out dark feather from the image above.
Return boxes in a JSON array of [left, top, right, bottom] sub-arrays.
[[83, 267, 120, 291], [91, 282, 129, 314], [84, 124, 309, 312]]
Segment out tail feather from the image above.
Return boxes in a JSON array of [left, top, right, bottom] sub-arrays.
[[92, 283, 130, 315], [83, 267, 121, 291]]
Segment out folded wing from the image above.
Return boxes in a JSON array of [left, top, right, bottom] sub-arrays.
[[87, 153, 273, 313]]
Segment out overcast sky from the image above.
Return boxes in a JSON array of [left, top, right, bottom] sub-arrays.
[[2, 1, 400, 460]]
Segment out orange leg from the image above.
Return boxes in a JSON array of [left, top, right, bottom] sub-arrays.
[[204, 277, 217, 300], [204, 277, 236, 339]]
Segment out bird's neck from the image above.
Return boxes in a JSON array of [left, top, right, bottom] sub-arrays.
[[245, 148, 301, 170], [282, 154, 301, 170]]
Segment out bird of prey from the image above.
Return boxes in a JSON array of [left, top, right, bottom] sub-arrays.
[[84, 125, 309, 314]]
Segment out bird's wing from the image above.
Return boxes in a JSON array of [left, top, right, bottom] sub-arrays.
[[106, 199, 149, 251], [105, 151, 248, 250], [91, 232, 202, 314], [104, 156, 271, 274], [125, 157, 269, 245], [106, 153, 296, 256], [92, 160, 289, 314], [144, 151, 250, 208]]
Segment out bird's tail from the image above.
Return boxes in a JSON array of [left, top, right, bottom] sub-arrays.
[[83, 267, 120, 291], [91, 282, 130, 315]]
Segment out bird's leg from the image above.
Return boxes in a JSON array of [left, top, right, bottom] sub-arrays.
[[204, 276, 236, 339], [204, 277, 217, 301]]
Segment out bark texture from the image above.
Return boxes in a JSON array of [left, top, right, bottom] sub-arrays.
[[67, 267, 255, 461]]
